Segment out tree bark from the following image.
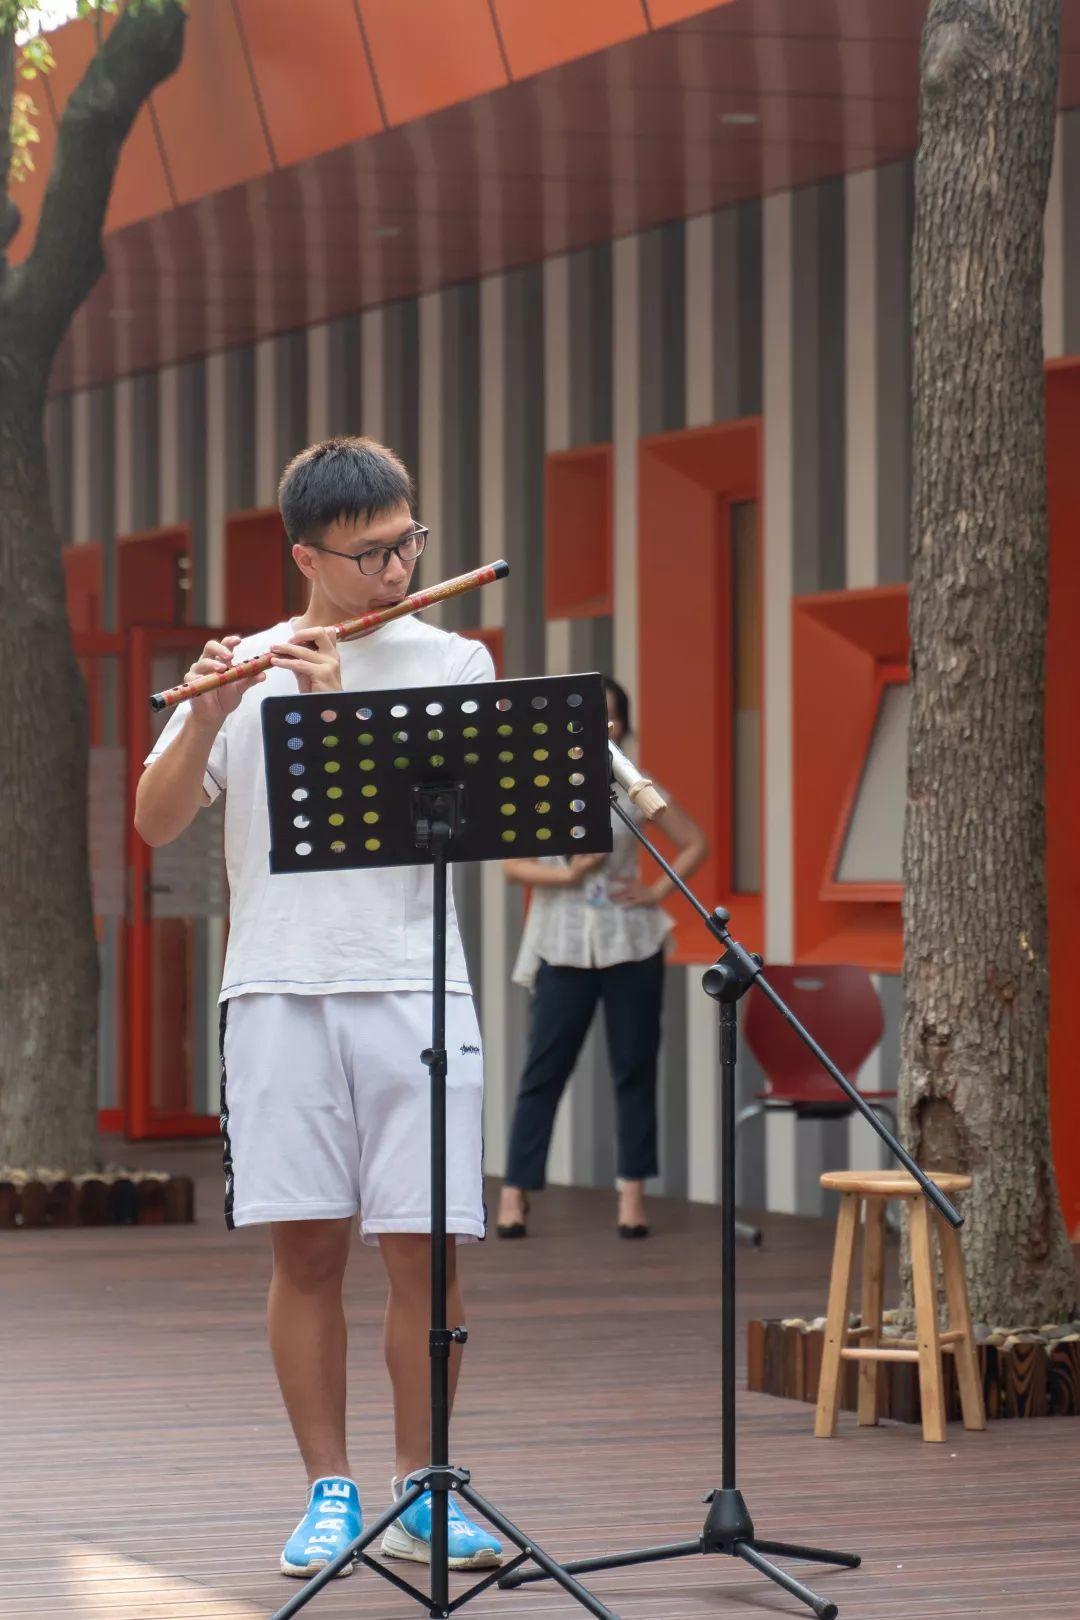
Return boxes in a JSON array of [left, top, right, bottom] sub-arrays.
[[903, 0, 1076, 1324], [0, 379, 99, 1167], [0, 1, 185, 1168]]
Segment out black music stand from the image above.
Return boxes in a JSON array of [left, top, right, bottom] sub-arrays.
[[261, 672, 618, 1620], [500, 800, 966, 1620]]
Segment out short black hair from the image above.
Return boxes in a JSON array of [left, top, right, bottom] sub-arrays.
[[278, 436, 414, 545], [603, 675, 631, 736]]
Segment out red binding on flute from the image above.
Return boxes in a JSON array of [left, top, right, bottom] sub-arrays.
[[149, 560, 510, 712]]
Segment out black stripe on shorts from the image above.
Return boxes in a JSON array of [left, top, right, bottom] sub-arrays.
[[218, 1002, 237, 1231]]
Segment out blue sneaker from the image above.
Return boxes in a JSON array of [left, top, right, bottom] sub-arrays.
[[280, 1476, 362, 1578], [380, 1476, 503, 1569]]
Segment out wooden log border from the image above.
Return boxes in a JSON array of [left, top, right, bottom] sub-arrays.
[[0, 1175, 195, 1229], [747, 1319, 1080, 1420]]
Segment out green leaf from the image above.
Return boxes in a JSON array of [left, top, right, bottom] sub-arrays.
[[20, 34, 54, 73], [5, 0, 187, 191], [9, 85, 41, 186]]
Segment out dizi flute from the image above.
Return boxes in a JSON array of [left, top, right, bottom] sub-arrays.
[[149, 559, 510, 712]]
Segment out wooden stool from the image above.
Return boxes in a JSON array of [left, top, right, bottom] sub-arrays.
[[814, 1170, 987, 1443]]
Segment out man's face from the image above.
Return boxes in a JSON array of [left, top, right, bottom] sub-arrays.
[[294, 501, 420, 617]]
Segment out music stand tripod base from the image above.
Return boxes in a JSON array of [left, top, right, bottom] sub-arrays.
[[261, 674, 620, 1620]]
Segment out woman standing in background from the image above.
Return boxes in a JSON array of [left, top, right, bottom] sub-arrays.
[[496, 677, 707, 1239]]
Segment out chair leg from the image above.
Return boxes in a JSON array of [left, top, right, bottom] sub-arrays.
[[856, 1199, 886, 1426], [936, 1214, 986, 1431], [814, 1193, 859, 1438], [909, 1198, 946, 1441], [733, 1104, 766, 1246]]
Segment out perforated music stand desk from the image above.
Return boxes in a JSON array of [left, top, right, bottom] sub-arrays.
[[262, 672, 618, 1620]]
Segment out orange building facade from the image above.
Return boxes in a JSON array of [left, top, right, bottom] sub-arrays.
[[31, 0, 1080, 1232]]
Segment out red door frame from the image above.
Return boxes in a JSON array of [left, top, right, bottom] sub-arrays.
[[637, 418, 764, 960]]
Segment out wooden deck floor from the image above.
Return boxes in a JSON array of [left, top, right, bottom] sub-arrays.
[[1, 1140, 1077, 1620]]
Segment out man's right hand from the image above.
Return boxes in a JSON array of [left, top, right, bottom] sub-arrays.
[[185, 635, 265, 726]]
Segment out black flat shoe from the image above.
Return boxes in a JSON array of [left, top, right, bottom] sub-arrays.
[[496, 1194, 529, 1239], [617, 1222, 650, 1240]]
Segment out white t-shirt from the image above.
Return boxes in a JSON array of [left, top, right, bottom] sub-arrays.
[[146, 616, 495, 1001]]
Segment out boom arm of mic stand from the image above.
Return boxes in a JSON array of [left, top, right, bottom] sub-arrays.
[[608, 791, 964, 1231]]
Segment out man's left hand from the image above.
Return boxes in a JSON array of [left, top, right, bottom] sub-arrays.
[[269, 628, 342, 694]]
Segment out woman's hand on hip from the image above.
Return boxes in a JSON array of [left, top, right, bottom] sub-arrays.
[[610, 876, 663, 907]]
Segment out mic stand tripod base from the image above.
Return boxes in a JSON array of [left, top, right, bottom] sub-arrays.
[[500, 932, 860, 1620], [500, 1497, 858, 1620]]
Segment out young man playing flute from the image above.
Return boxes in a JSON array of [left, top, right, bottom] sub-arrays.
[[135, 436, 502, 1579]]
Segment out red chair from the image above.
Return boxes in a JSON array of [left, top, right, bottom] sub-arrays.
[[737, 965, 897, 1244]]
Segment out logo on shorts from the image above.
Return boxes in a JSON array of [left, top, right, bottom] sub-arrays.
[[460, 1042, 480, 1055]]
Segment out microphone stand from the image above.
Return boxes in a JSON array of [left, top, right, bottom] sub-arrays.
[[501, 781, 963, 1620]]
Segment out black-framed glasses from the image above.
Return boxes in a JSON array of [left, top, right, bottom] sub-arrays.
[[307, 525, 428, 575]]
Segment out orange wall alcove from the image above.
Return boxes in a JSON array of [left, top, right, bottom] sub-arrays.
[[545, 445, 613, 621]]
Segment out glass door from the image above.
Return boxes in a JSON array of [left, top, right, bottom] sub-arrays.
[[126, 627, 230, 1139], [73, 631, 127, 1131]]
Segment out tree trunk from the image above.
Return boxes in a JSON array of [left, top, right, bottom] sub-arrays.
[[903, 0, 1076, 1325], [0, 1, 185, 1169], [0, 360, 99, 1167]]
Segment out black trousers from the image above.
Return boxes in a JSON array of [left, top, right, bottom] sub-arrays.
[[504, 952, 664, 1190]]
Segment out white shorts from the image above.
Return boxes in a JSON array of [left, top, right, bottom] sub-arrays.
[[219, 991, 486, 1244]]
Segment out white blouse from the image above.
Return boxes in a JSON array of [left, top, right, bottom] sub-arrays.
[[511, 783, 674, 988]]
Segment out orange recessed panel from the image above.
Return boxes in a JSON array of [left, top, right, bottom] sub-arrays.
[[234, 0, 384, 168], [493, 0, 646, 79], [226, 508, 291, 628], [546, 446, 613, 619], [118, 526, 190, 629], [795, 586, 908, 659], [651, 423, 759, 493], [644, 0, 733, 25], [151, 0, 273, 204], [358, 0, 509, 126]]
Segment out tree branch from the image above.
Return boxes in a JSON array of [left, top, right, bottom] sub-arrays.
[[4, 0, 185, 352], [921, 3, 1007, 100]]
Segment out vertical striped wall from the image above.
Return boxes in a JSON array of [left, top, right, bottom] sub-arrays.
[[51, 129, 1078, 1213]]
